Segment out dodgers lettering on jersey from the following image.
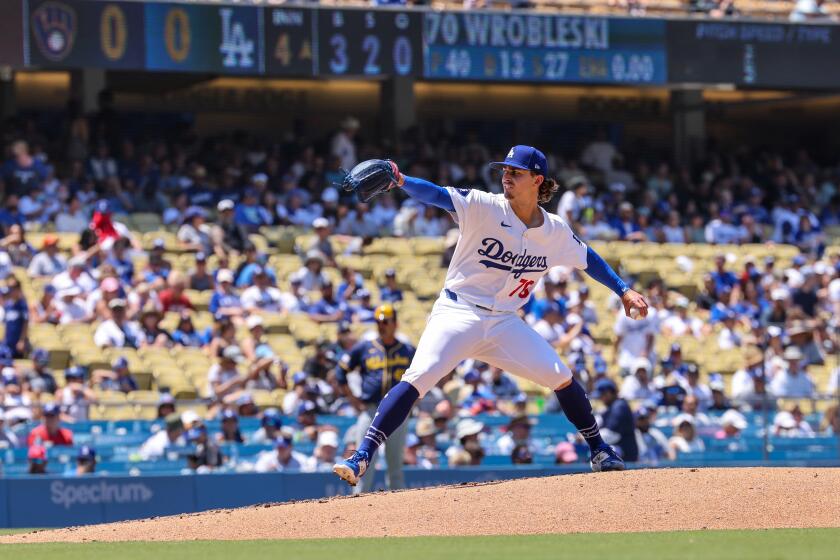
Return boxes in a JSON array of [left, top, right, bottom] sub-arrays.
[[444, 187, 587, 312]]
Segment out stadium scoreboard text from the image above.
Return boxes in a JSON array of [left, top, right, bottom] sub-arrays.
[[13, 1, 840, 89], [424, 14, 666, 84], [667, 20, 840, 89]]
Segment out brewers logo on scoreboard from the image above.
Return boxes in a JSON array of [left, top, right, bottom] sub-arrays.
[[31, 1, 77, 62], [28, 0, 144, 70]]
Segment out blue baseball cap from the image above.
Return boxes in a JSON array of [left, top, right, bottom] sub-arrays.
[[112, 356, 129, 370], [489, 145, 548, 176], [292, 372, 307, 385], [593, 356, 608, 374], [64, 366, 86, 380], [591, 378, 618, 398], [274, 436, 291, 449], [32, 348, 50, 366], [464, 370, 481, 383], [43, 402, 60, 416], [297, 401, 317, 415], [634, 405, 653, 419], [221, 409, 238, 421], [77, 445, 97, 461], [261, 408, 283, 429], [2, 369, 19, 385], [0, 345, 12, 366], [186, 426, 207, 442]]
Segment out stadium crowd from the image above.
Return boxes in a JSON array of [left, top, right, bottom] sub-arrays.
[[0, 103, 839, 477]]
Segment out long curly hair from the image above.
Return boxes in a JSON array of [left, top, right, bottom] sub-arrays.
[[537, 176, 560, 204]]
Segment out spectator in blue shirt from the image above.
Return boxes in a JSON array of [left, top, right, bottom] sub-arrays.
[[236, 249, 277, 288], [106, 237, 135, 285], [142, 239, 172, 287], [710, 254, 738, 294], [2, 140, 49, 196], [308, 280, 344, 323], [347, 289, 377, 323], [172, 312, 204, 348], [234, 188, 270, 232], [2, 276, 29, 357], [0, 194, 23, 230], [337, 266, 365, 301], [378, 268, 403, 303], [208, 269, 244, 324], [92, 356, 139, 393], [609, 202, 644, 241], [486, 366, 520, 400]]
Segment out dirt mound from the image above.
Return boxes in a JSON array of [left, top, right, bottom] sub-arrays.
[[4, 468, 839, 543]]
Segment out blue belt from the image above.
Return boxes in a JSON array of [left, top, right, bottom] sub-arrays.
[[444, 289, 492, 311]]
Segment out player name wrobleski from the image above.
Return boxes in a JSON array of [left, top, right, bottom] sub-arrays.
[[429, 13, 609, 50], [477, 237, 548, 278]]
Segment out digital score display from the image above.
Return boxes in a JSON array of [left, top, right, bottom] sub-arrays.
[[28, 0, 145, 70], [668, 21, 840, 89], [317, 8, 423, 77], [424, 13, 667, 84], [264, 7, 315, 76]]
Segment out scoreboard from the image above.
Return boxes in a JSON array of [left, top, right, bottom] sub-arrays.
[[667, 20, 840, 89], [424, 13, 666, 85], [17, 2, 840, 89], [317, 9, 422, 77]]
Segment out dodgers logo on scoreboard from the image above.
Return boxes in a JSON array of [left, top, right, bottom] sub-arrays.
[[31, 1, 77, 62], [219, 7, 255, 69]]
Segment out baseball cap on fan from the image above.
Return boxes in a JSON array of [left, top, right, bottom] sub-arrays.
[[489, 145, 548, 176]]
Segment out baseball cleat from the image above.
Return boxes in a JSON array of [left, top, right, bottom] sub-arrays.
[[333, 450, 370, 486], [590, 444, 625, 472]]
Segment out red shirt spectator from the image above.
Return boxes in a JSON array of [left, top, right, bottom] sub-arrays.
[[159, 289, 193, 313], [27, 403, 74, 447], [158, 271, 193, 313]]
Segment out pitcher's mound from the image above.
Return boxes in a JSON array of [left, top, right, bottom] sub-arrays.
[[4, 468, 839, 543]]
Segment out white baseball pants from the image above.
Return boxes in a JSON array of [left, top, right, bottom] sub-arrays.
[[402, 293, 573, 397]]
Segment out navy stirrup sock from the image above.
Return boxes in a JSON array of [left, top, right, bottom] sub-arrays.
[[358, 381, 420, 457], [555, 379, 606, 452]]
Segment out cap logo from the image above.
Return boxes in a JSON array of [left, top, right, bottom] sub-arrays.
[[507, 148, 515, 158]]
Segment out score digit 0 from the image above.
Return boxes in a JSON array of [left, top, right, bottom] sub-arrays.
[[165, 8, 191, 63], [100, 4, 127, 61]]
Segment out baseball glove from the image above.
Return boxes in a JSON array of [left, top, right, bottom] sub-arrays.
[[340, 159, 401, 202]]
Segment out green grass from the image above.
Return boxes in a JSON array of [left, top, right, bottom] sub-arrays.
[[2, 529, 837, 559]]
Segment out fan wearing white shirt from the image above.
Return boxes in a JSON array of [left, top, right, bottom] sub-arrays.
[[661, 298, 702, 338], [555, 177, 590, 232], [667, 416, 705, 460], [769, 346, 816, 398], [619, 358, 658, 401], [254, 435, 309, 473], [240, 266, 285, 314], [93, 299, 143, 348], [614, 308, 656, 371], [54, 287, 87, 324]]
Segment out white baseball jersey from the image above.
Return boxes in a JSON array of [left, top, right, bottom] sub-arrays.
[[443, 187, 588, 312]]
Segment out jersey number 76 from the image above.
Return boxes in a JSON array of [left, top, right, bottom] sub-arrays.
[[508, 279, 535, 299]]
